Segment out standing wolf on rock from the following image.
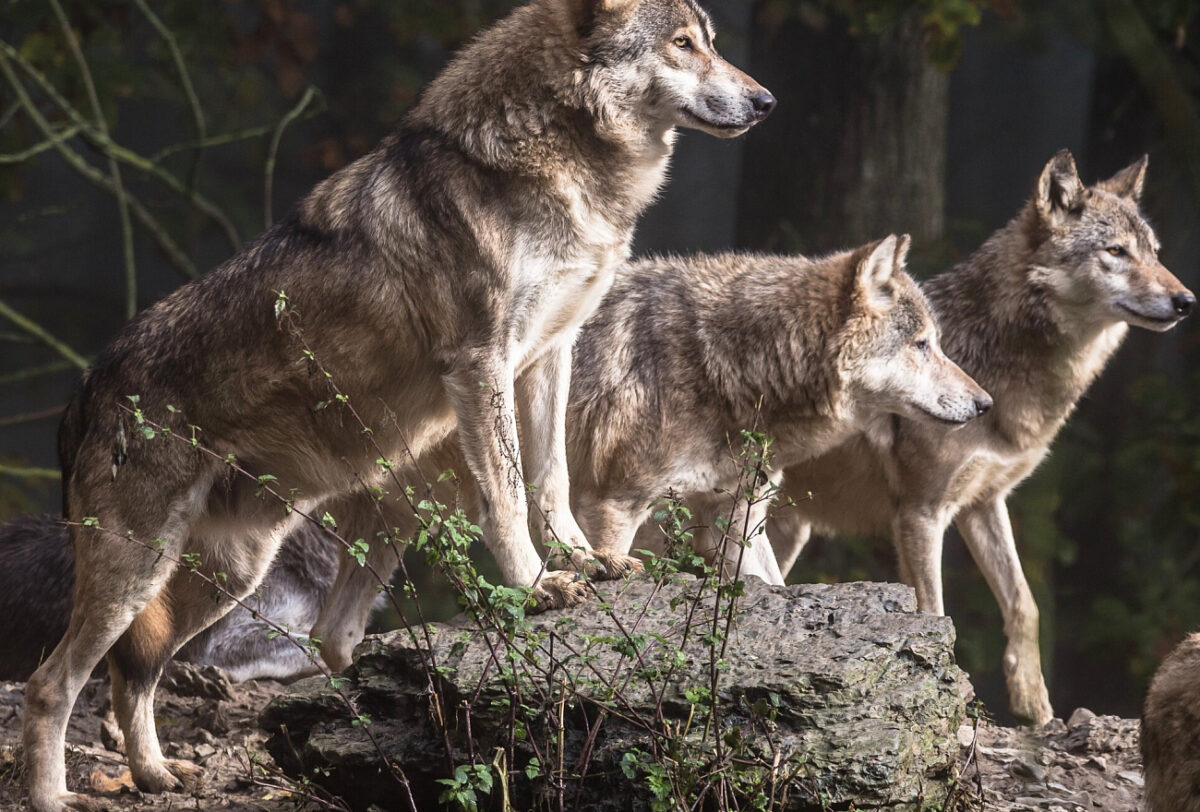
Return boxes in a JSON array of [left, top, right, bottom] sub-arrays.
[[21, 1, 773, 809], [755, 151, 1193, 725]]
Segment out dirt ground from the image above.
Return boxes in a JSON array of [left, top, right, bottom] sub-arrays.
[[0, 665, 1145, 811]]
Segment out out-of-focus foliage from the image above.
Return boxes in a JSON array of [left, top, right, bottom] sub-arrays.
[[754, 0, 1000, 67], [1076, 370, 1200, 689]]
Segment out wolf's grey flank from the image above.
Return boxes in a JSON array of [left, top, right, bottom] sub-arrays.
[[23, 2, 773, 809]]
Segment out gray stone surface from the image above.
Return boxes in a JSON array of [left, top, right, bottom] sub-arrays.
[[261, 576, 968, 810]]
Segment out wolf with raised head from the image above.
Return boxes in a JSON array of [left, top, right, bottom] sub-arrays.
[[22, 2, 773, 808], [762, 151, 1194, 725]]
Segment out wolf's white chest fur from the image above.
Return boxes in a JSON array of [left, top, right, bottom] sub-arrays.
[[508, 154, 666, 367]]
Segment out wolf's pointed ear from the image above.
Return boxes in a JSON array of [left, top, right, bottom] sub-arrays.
[[857, 235, 898, 308], [893, 234, 912, 270], [1036, 149, 1086, 226], [1100, 155, 1148, 202]]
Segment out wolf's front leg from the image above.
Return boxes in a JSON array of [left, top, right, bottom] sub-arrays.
[[516, 343, 642, 581], [892, 508, 948, 616], [955, 499, 1053, 725], [445, 356, 587, 610]]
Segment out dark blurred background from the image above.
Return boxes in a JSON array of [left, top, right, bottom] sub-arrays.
[[1, 0, 1198, 722]]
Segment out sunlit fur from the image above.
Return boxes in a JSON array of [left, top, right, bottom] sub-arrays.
[[761, 151, 1193, 725]]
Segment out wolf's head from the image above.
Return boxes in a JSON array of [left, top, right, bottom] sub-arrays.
[[1028, 150, 1194, 332], [566, 0, 775, 137], [840, 235, 992, 428]]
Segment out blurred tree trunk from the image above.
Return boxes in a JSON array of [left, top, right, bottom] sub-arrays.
[[736, 7, 948, 255]]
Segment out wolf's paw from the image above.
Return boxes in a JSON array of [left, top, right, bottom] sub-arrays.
[[29, 792, 111, 812], [132, 758, 202, 794], [1004, 652, 1054, 726], [530, 571, 589, 612], [550, 546, 642, 581], [1010, 683, 1054, 727], [585, 550, 644, 581]]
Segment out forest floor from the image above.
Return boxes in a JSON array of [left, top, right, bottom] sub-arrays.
[[0, 665, 1143, 811]]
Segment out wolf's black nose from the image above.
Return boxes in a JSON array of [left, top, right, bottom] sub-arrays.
[[750, 91, 776, 119], [1172, 291, 1196, 316], [974, 397, 993, 417]]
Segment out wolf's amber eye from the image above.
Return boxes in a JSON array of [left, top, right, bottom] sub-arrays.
[[1106, 245, 1127, 257], [673, 36, 692, 50], [915, 339, 930, 352]]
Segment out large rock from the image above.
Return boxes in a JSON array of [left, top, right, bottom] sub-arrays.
[[262, 576, 969, 810]]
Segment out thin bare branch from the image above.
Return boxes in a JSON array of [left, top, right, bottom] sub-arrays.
[[0, 404, 65, 428], [0, 124, 81, 163], [48, 0, 138, 319], [0, 44, 198, 279], [0, 464, 61, 481], [0, 298, 88, 369], [0, 39, 241, 253], [131, 0, 207, 191], [0, 98, 18, 129], [265, 85, 318, 227], [149, 109, 325, 164]]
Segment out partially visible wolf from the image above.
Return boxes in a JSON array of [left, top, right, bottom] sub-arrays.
[[309, 236, 993, 669], [1142, 633, 1200, 812], [756, 152, 1194, 725], [23, 2, 773, 809], [0, 514, 338, 683]]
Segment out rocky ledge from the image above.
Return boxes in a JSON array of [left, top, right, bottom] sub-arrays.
[[261, 576, 969, 811]]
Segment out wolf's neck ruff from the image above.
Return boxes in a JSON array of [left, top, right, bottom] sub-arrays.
[[412, 0, 677, 222]]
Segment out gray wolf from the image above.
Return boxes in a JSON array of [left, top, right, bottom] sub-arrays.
[[0, 513, 339, 684], [309, 235, 993, 670], [1142, 633, 1200, 812], [22, 1, 773, 808], [761, 151, 1194, 725]]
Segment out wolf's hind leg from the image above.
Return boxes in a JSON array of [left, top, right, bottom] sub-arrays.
[[107, 516, 295, 792], [24, 493, 198, 812], [955, 499, 1053, 725], [311, 494, 414, 672], [767, 513, 812, 581]]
